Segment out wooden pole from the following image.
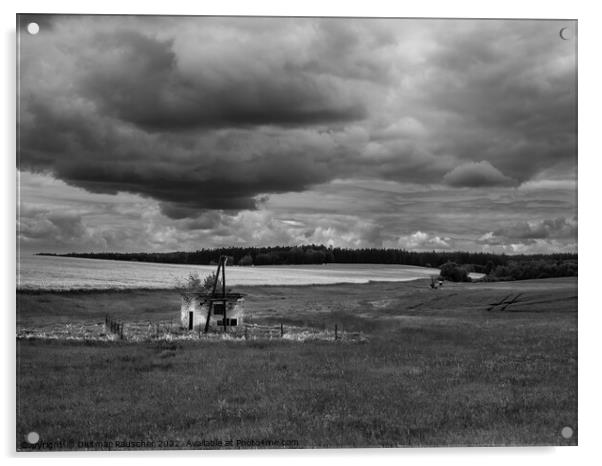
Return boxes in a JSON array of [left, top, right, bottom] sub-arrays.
[[222, 256, 227, 333], [280, 322, 284, 337], [204, 258, 223, 333], [335, 324, 338, 341]]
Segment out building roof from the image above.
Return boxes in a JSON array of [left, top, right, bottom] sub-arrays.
[[180, 291, 244, 301]]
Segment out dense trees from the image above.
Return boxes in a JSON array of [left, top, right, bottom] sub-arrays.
[[39, 245, 577, 279], [484, 258, 578, 281]]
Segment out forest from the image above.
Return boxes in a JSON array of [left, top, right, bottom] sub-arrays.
[[38, 245, 577, 280]]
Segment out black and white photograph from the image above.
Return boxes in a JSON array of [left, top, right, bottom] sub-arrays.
[[16, 13, 577, 450]]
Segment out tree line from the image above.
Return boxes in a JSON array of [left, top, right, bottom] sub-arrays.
[[38, 244, 577, 274], [438, 258, 578, 282]]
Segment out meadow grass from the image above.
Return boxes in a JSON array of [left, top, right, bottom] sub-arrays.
[[16, 278, 577, 449]]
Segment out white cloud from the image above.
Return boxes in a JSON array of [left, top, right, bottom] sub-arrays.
[[393, 231, 452, 251], [518, 179, 577, 191]]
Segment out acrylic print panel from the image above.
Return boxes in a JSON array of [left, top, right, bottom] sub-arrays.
[[16, 14, 577, 450]]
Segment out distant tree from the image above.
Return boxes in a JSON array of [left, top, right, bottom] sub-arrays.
[[439, 262, 471, 282], [238, 254, 253, 266]]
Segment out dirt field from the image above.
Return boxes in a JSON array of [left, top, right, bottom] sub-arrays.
[[16, 277, 577, 449]]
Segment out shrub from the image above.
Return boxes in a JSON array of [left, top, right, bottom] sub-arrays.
[[177, 272, 222, 295]]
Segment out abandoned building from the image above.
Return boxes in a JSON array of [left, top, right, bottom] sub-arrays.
[[180, 292, 245, 331], [179, 255, 245, 332]]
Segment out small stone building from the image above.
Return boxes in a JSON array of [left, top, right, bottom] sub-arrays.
[[180, 292, 245, 331]]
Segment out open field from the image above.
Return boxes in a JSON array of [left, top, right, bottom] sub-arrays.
[[16, 277, 577, 449]]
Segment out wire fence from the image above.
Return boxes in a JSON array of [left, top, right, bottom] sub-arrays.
[[18, 317, 366, 343]]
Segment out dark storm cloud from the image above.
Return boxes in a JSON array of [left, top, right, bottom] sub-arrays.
[[78, 29, 366, 131], [18, 16, 377, 217], [18, 16, 576, 234], [19, 94, 342, 213], [412, 20, 577, 183]]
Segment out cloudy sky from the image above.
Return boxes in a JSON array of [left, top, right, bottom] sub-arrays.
[[17, 15, 577, 254]]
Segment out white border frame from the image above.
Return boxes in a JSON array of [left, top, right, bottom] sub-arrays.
[[3, 1, 599, 465]]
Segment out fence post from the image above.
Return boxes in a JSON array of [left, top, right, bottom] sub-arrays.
[[335, 324, 338, 341], [245, 326, 248, 340], [280, 322, 284, 338]]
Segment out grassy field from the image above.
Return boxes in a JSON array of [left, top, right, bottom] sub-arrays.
[[16, 277, 577, 449]]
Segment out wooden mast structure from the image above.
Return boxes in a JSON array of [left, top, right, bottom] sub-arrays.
[[203, 255, 228, 333]]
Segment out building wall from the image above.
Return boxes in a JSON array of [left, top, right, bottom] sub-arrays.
[[180, 296, 244, 330]]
